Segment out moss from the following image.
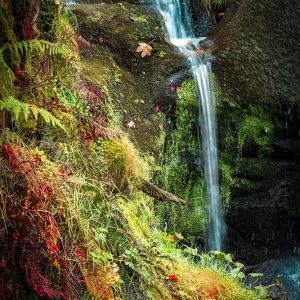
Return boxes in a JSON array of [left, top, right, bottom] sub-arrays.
[[158, 75, 277, 241], [214, 75, 279, 209], [237, 108, 274, 153], [157, 80, 206, 242], [72, 2, 185, 156], [101, 136, 149, 188], [213, 0, 300, 105], [39, 0, 60, 40], [0, 5, 16, 45]]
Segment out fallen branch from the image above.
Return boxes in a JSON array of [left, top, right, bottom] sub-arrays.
[[139, 180, 186, 205]]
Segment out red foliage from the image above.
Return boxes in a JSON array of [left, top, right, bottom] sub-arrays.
[[80, 80, 107, 105], [45, 240, 59, 257], [14, 66, 23, 77], [22, 13, 34, 40], [1, 145, 86, 299], [58, 166, 65, 175], [82, 131, 94, 142], [166, 274, 178, 282], [40, 185, 54, 199], [0, 195, 85, 299], [19, 232, 68, 299], [98, 115, 109, 125], [155, 104, 161, 113], [209, 287, 219, 299], [76, 35, 91, 49], [2, 144, 18, 169], [171, 235, 177, 241], [169, 85, 177, 93], [58, 166, 74, 177], [92, 123, 112, 139], [33, 154, 43, 165], [75, 249, 85, 260], [0, 279, 13, 299]]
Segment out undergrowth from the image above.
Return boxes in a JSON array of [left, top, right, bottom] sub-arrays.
[[203, 0, 227, 11]]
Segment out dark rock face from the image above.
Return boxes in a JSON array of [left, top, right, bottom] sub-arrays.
[[226, 156, 300, 263], [223, 103, 300, 264], [212, 0, 300, 263], [213, 0, 300, 105]]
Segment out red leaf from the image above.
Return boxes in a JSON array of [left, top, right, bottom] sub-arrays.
[[33, 154, 43, 165], [209, 288, 219, 299], [98, 36, 105, 44], [14, 66, 23, 77], [75, 249, 85, 259], [2, 144, 18, 169], [45, 240, 59, 256], [81, 131, 93, 141], [166, 274, 178, 282], [76, 35, 91, 48], [58, 167, 65, 176], [169, 85, 177, 93], [171, 235, 177, 241], [58, 167, 74, 177], [155, 104, 161, 113], [12, 231, 20, 242], [41, 186, 54, 199]]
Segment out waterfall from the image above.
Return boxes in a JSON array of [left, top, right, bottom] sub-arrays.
[[155, 0, 225, 250]]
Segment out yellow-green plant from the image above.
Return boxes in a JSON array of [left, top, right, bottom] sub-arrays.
[[204, 0, 227, 11], [0, 96, 66, 132], [101, 136, 150, 187]]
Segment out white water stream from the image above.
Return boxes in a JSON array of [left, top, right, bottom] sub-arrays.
[[155, 0, 225, 250]]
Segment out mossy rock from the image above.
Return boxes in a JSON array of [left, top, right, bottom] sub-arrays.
[[213, 0, 300, 104], [70, 3, 186, 153]]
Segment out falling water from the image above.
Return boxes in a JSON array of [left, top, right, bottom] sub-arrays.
[[155, 0, 225, 250]]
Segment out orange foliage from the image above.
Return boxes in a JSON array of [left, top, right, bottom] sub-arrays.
[[79, 261, 117, 300]]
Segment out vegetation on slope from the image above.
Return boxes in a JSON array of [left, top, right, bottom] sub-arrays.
[[0, 0, 268, 299]]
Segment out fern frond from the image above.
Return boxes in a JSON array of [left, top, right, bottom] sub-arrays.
[[2, 39, 70, 60], [0, 49, 14, 96], [0, 39, 71, 96], [0, 96, 67, 132]]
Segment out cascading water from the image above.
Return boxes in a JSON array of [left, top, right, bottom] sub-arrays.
[[155, 0, 225, 250]]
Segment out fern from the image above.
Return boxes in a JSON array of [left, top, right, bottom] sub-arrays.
[[0, 96, 67, 132], [0, 39, 70, 97], [0, 48, 14, 96], [1, 39, 70, 61]]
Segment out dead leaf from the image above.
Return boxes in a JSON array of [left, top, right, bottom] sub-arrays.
[[136, 42, 153, 58]]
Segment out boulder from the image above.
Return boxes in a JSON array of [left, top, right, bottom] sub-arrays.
[[69, 2, 186, 153], [209, 0, 300, 263], [213, 0, 300, 104]]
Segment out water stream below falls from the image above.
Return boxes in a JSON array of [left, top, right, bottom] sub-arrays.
[[155, 0, 225, 250]]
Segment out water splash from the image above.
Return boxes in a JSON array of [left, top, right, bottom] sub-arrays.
[[155, 0, 225, 250]]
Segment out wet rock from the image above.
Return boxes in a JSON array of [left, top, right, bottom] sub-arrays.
[[247, 257, 300, 299], [211, 0, 300, 264], [69, 2, 186, 152], [226, 147, 300, 263], [213, 0, 300, 104]]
